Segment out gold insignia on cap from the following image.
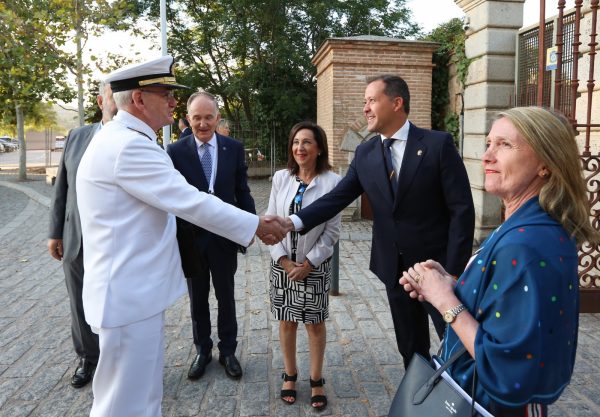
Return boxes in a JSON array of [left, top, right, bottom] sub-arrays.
[[139, 76, 178, 86]]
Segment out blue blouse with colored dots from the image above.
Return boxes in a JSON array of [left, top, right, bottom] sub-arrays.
[[441, 196, 579, 409]]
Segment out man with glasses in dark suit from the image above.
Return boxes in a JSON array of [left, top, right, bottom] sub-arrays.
[[167, 91, 256, 380], [48, 80, 117, 388]]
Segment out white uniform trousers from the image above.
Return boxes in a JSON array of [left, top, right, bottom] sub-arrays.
[[90, 312, 164, 417]]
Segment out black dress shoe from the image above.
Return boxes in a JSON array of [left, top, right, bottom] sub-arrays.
[[188, 352, 212, 380], [218, 354, 242, 379], [71, 358, 96, 388]]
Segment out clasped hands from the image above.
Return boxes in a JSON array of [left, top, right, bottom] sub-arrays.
[[279, 256, 312, 281], [399, 260, 457, 311], [256, 215, 294, 245]]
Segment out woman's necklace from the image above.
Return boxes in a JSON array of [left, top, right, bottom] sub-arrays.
[[298, 171, 316, 184]]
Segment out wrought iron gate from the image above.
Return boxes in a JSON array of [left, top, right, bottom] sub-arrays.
[[516, 0, 599, 312]]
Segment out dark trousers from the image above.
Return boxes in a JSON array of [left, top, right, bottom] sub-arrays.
[[187, 242, 238, 356], [386, 284, 445, 369], [64, 250, 99, 363]]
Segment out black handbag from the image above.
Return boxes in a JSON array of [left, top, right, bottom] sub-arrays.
[[389, 347, 487, 417]]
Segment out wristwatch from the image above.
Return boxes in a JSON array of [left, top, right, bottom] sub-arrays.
[[443, 303, 466, 324]]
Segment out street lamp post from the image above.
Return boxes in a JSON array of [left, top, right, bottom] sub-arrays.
[[160, 0, 171, 147]]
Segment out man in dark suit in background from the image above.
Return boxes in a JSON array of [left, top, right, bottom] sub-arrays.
[[167, 91, 256, 379], [286, 75, 475, 368], [178, 117, 192, 139], [48, 80, 117, 387]]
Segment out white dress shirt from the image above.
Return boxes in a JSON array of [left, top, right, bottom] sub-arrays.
[[380, 119, 410, 176]]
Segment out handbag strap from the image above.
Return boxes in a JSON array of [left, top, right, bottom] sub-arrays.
[[429, 346, 467, 383], [471, 364, 478, 416], [413, 346, 479, 416], [439, 346, 480, 417], [413, 346, 466, 404]]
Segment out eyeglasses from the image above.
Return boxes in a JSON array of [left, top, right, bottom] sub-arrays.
[[139, 89, 176, 100]]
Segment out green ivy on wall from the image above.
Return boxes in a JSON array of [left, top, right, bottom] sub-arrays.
[[423, 18, 473, 146], [443, 112, 460, 145]]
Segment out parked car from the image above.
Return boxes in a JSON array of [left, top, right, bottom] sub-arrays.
[[244, 147, 266, 162], [53, 135, 65, 151], [0, 137, 18, 152]]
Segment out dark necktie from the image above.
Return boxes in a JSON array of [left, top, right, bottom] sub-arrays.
[[200, 143, 212, 184], [383, 138, 397, 188]]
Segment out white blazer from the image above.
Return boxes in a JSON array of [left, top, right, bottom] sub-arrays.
[[266, 169, 342, 266], [76, 111, 258, 328]]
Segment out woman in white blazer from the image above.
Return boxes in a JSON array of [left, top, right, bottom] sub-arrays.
[[266, 121, 341, 411]]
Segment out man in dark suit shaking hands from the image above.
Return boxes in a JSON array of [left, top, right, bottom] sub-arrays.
[[48, 80, 117, 387], [167, 91, 256, 379], [286, 75, 475, 368]]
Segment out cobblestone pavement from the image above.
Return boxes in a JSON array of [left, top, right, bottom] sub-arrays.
[[0, 174, 599, 417]]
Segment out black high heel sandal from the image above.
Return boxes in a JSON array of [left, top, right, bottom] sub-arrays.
[[280, 371, 297, 404], [310, 377, 327, 411]]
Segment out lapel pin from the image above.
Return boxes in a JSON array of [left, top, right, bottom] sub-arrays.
[[417, 150, 423, 156], [222, 146, 227, 150]]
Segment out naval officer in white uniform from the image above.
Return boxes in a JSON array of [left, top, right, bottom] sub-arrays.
[[76, 55, 287, 417]]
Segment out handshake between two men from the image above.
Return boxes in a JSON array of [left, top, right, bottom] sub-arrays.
[[256, 215, 295, 245]]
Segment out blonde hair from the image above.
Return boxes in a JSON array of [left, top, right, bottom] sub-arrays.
[[498, 106, 600, 245], [217, 119, 230, 131]]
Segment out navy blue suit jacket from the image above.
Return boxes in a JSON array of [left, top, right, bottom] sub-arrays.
[[179, 127, 192, 139], [296, 123, 475, 288], [167, 133, 256, 276]]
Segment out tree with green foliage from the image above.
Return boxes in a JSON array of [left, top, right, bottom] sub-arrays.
[[0, 101, 58, 134], [84, 53, 136, 124], [0, 0, 75, 179], [67, 0, 141, 126], [137, 0, 420, 161], [0, 1, 143, 179]]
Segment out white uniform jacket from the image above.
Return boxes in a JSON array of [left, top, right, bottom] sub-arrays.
[[266, 169, 342, 266], [76, 111, 258, 328]]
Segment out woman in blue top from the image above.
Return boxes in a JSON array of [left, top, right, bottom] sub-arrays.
[[400, 107, 599, 417]]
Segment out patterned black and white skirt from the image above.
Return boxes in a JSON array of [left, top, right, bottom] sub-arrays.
[[269, 259, 331, 324]]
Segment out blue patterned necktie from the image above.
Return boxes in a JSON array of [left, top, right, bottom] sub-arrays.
[[200, 142, 212, 184]]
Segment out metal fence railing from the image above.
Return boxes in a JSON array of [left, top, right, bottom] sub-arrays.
[[516, 1, 599, 312]]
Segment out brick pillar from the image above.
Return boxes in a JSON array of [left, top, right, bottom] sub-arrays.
[[455, 0, 525, 243], [312, 36, 438, 218]]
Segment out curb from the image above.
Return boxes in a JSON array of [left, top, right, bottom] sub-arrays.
[[0, 180, 51, 209]]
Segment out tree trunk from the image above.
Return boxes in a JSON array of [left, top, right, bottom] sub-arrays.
[[16, 103, 26, 181]]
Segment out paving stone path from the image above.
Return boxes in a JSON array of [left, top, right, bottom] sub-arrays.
[[0, 174, 599, 417]]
